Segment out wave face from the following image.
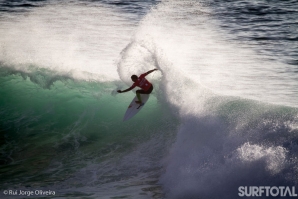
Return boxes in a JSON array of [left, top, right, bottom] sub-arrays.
[[1, 0, 298, 199]]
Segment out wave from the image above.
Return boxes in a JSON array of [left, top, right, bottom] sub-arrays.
[[116, 1, 298, 198], [0, 65, 178, 191], [1, 0, 298, 198], [160, 99, 298, 198]]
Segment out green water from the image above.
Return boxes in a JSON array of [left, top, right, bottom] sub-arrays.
[[0, 67, 178, 188]]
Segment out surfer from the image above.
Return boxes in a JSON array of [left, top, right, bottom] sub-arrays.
[[117, 69, 158, 105]]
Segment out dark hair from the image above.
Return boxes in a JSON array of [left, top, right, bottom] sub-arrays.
[[131, 75, 138, 79]]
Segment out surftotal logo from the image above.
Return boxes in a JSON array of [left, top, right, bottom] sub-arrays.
[[238, 186, 297, 197]]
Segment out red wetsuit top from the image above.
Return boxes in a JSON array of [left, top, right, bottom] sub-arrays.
[[130, 73, 152, 91]]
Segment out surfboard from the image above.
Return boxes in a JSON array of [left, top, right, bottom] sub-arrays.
[[123, 94, 150, 121]]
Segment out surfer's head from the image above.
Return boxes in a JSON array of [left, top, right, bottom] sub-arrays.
[[131, 75, 138, 82]]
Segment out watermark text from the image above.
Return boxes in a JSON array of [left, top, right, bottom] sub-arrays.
[[239, 186, 297, 197], [3, 189, 55, 197]]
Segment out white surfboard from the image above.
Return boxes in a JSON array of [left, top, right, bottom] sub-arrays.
[[123, 94, 150, 121]]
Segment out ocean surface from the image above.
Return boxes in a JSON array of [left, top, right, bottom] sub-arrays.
[[0, 0, 298, 198]]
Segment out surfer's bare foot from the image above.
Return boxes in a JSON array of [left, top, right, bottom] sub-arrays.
[[135, 101, 143, 104]]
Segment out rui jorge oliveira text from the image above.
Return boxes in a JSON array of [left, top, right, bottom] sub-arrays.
[[3, 189, 55, 196]]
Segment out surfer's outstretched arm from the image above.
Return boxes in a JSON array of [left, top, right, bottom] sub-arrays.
[[117, 85, 135, 93], [144, 68, 158, 76]]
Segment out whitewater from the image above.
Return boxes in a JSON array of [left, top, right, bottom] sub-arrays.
[[0, 0, 298, 199]]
